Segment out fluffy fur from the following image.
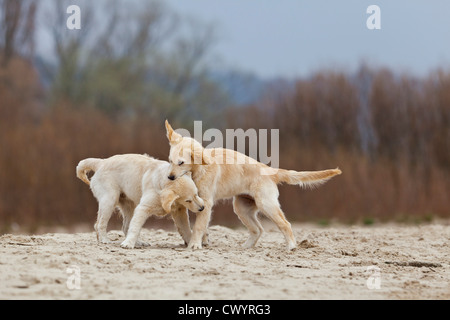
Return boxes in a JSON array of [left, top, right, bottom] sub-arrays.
[[165, 120, 341, 251], [76, 154, 205, 248]]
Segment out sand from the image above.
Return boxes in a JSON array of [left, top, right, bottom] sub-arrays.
[[0, 222, 449, 300]]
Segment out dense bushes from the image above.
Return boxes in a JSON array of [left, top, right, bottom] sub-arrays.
[[0, 1, 448, 232]]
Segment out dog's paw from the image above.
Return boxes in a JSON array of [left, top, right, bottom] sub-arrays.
[[187, 241, 203, 250], [286, 242, 297, 252], [135, 240, 150, 248], [99, 238, 112, 244], [120, 239, 135, 249], [242, 241, 256, 249]]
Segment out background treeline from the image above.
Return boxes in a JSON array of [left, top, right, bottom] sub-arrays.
[[232, 67, 450, 225], [0, 0, 448, 232]]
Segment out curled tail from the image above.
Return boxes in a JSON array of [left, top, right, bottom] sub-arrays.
[[76, 158, 102, 186], [274, 167, 342, 189]]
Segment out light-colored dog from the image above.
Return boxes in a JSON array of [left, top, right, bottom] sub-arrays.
[[76, 154, 205, 248], [165, 120, 342, 251]]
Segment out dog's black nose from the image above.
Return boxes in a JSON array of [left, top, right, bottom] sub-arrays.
[[199, 206, 205, 212], [168, 175, 175, 180]]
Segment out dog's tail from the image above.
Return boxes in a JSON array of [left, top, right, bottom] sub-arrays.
[[273, 167, 342, 189], [76, 158, 102, 186]]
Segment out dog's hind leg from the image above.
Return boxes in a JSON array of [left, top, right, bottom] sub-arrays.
[[233, 195, 264, 248], [95, 194, 119, 244], [118, 201, 133, 237], [121, 209, 131, 238], [254, 184, 296, 251]]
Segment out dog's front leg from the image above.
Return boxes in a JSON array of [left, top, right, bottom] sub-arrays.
[[171, 205, 192, 245], [120, 205, 149, 249], [188, 201, 212, 250]]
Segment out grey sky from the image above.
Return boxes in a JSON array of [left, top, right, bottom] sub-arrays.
[[164, 0, 450, 78]]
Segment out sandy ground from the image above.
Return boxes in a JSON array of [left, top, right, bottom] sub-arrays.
[[0, 222, 448, 300]]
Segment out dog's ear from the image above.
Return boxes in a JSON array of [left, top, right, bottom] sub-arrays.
[[161, 189, 179, 214], [165, 120, 182, 145], [202, 151, 211, 165], [191, 144, 211, 165]]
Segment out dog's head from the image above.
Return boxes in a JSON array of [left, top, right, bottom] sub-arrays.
[[160, 171, 205, 214], [165, 120, 211, 180]]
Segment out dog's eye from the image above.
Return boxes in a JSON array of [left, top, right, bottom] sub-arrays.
[[178, 161, 184, 166], [185, 200, 192, 203]]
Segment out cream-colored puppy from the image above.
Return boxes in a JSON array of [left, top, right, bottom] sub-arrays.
[[165, 120, 341, 251], [76, 154, 205, 248]]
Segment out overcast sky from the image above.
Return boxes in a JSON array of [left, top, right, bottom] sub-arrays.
[[164, 0, 450, 78]]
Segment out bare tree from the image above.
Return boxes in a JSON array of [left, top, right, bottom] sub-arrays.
[[0, 0, 37, 67], [41, 0, 224, 122]]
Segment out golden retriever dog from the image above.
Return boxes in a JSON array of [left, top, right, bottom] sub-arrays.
[[76, 154, 205, 248], [165, 120, 341, 251]]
